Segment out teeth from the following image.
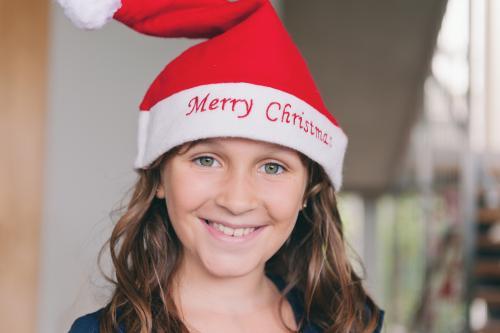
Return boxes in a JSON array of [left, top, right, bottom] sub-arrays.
[[222, 226, 233, 235], [206, 220, 257, 237]]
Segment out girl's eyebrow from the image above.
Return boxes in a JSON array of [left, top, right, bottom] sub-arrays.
[[185, 140, 221, 153], [199, 137, 296, 150], [192, 139, 222, 148], [191, 140, 295, 156]]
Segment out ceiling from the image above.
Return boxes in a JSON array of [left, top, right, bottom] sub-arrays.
[[284, 0, 449, 196]]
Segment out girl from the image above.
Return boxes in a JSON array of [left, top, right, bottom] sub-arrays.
[[60, 0, 385, 332]]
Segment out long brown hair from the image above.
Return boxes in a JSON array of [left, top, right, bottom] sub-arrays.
[[97, 139, 383, 332]]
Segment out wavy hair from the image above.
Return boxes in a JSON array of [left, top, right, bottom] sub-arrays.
[[97, 139, 382, 332]]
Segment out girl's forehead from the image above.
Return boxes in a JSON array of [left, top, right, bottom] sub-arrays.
[[190, 137, 297, 153]]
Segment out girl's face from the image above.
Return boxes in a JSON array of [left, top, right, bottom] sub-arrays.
[[156, 137, 308, 278]]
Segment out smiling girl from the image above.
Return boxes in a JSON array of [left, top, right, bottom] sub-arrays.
[[60, 0, 385, 332]]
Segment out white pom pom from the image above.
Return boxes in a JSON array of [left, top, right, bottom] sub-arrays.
[[57, 0, 122, 30]]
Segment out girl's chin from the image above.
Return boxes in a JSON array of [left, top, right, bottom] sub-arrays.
[[199, 256, 262, 278]]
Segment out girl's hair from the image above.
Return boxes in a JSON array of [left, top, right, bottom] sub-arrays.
[[97, 139, 383, 333]]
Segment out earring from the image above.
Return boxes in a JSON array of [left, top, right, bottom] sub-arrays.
[[156, 188, 165, 199], [302, 199, 308, 209]]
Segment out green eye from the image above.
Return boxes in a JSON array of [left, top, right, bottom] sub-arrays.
[[262, 163, 285, 175], [194, 156, 218, 167]]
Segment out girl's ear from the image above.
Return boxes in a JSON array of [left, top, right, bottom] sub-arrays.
[[156, 185, 165, 199]]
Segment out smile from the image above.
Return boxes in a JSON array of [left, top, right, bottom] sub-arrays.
[[200, 218, 265, 241]]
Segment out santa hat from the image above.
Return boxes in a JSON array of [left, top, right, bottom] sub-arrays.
[[57, 0, 348, 191]]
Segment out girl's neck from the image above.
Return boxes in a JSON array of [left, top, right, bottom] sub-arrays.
[[171, 254, 280, 316]]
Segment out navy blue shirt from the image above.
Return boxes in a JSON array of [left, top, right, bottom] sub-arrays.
[[69, 274, 384, 332]]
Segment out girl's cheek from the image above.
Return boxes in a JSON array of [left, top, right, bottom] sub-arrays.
[[260, 184, 302, 218], [167, 170, 220, 210], [170, 161, 215, 189]]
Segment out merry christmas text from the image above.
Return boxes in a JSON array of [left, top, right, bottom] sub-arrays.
[[185, 93, 333, 147]]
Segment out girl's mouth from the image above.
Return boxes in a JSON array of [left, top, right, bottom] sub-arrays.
[[200, 218, 265, 242]]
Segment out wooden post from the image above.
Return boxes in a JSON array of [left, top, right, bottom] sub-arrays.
[[0, 0, 49, 332]]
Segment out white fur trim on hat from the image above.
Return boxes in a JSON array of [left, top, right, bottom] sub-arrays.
[[134, 82, 348, 191], [57, 0, 122, 29]]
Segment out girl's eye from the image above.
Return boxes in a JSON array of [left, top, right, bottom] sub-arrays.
[[261, 162, 285, 175], [193, 156, 220, 167], [192, 156, 285, 175]]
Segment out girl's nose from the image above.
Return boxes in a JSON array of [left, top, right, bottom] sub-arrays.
[[214, 169, 259, 215]]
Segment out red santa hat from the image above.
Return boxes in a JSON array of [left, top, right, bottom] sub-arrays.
[[57, 0, 348, 191]]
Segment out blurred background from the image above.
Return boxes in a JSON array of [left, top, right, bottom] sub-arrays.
[[2, 0, 500, 332]]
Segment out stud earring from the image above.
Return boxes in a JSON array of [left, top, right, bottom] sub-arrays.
[[302, 199, 308, 209], [156, 188, 165, 199]]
